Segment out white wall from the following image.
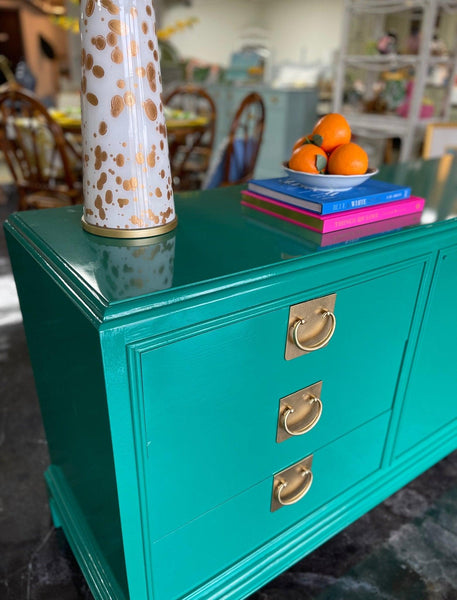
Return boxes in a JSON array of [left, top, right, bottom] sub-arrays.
[[265, 0, 344, 66], [162, 0, 261, 67], [162, 0, 344, 70]]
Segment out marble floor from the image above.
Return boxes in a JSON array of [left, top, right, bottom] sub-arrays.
[[2, 184, 457, 600]]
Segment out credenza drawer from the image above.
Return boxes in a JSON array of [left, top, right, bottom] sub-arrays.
[[136, 262, 422, 540], [149, 411, 390, 600]]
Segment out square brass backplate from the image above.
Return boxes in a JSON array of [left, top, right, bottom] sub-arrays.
[[271, 455, 314, 512], [285, 293, 337, 360], [276, 381, 323, 443]]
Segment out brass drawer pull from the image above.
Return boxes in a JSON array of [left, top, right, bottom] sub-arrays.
[[282, 395, 323, 436], [292, 309, 336, 352], [285, 294, 337, 360], [276, 468, 313, 506], [271, 455, 314, 511], [276, 381, 323, 443]]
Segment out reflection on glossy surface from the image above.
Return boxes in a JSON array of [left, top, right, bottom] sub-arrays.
[[243, 209, 423, 250], [378, 154, 457, 222], [8, 157, 457, 307], [86, 232, 175, 300]]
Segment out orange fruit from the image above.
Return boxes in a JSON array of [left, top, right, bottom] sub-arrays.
[[289, 143, 327, 174], [311, 113, 351, 154], [292, 134, 312, 153], [327, 142, 369, 175]]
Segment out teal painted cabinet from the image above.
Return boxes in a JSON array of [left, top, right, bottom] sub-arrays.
[[5, 159, 457, 600]]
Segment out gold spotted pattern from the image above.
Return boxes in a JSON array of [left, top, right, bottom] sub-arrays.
[[87, 93, 99, 106], [93, 65, 105, 78], [130, 40, 138, 57], [147, 210, 159, 224], [94, 145, 108, 170], [94, 35, 106, 50], [86, 0, 95, 17], [97, 172, 108, 189], [85, 53, 94, 70], [108, 20, 126, 35], [130, 215, 146, 227], [111, 47, 123, 64], [81, 0, 175, 232], [124, 91, 135, 106], [101, 0, 120, 15], [107, 32, 117, 46], [111, 95, 124, 118], [143, 99, 157, 121], [123, 177, 138, 191], [146, 62, 156, 93], [94, 195, 106, 219], [161, 207, 173, 222], [147, 145, 156, 167]]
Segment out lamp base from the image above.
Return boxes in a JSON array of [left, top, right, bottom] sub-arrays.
[[81, 216, 178, 239]]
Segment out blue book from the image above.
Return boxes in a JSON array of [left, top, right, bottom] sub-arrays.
[[247, 177, 411, 215]]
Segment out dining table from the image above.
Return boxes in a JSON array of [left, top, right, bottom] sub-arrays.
[[49, 107, 211, 187], [50, 107, 210, 152]]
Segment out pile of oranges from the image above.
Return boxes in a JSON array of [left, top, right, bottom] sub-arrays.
[[289, 113, 369, 176]]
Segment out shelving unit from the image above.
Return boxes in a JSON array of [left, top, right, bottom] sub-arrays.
[[333, 0, 457, 162]]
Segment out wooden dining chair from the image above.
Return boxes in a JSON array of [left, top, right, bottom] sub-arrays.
[[219, 92, 265, 186], [164, 84, 216, 191], [0, 83, 82, 210]]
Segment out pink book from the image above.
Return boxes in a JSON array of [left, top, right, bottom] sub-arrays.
[[241, 190, 425, 233]]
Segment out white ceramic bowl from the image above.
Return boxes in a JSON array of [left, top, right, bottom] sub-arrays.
[[283, 165, 379, 191]]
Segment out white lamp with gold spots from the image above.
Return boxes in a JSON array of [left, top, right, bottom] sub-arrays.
[[80, 0, 177, 238]]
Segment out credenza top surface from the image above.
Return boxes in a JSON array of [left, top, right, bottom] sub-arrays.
[[5, 157, 457, 318]]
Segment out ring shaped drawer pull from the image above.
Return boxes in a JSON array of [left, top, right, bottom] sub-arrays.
[[292, 309, 336, 352], [276, 468, 313, 506], [282, 395, 323, 436]]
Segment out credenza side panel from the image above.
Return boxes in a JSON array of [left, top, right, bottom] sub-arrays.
[[394, 245, 457, 458], [5, 230, 129, 599]]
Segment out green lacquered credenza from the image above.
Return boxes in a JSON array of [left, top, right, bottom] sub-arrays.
[[5, 157, 457, 600]]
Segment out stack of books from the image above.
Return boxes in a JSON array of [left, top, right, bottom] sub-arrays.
[[241, 176, 425, 248]]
